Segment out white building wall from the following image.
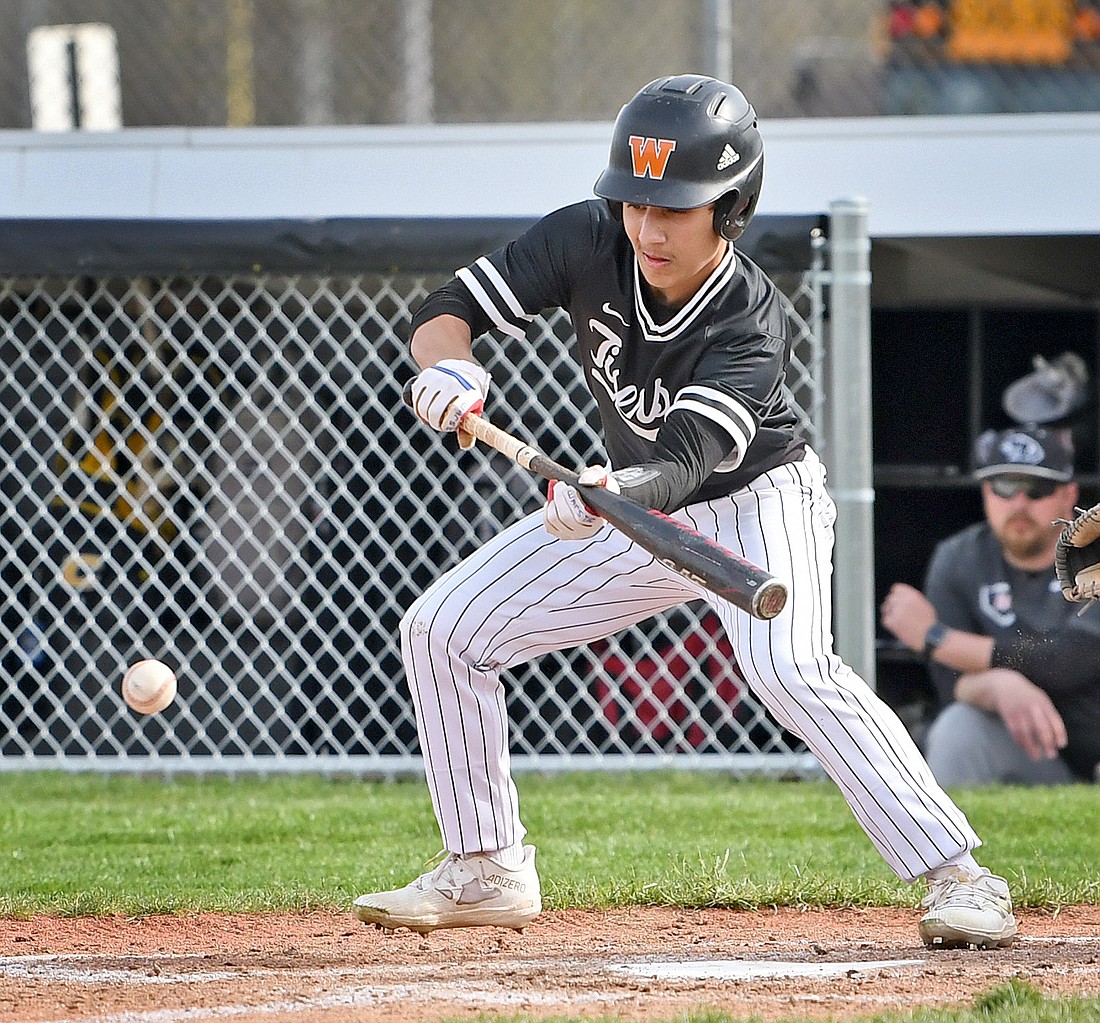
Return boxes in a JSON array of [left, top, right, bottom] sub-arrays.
[[1, 112, 1099, 239]]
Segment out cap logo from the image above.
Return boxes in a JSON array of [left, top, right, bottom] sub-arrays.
[[628, 135, 677, 179], [716, 144, 740, 171], [999, 432, 1045, 466]]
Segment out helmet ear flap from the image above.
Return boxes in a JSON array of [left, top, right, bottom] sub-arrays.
[[713, 191, 742, 241], [607, 200, 624, 223], [713, 189, 758, 241]]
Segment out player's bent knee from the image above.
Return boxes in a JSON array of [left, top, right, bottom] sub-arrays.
[[399, 590, 462, 667], [398, 600, 434, 652]]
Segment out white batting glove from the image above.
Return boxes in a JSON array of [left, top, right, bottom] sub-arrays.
[[544, 466, 621, 541], [410, 359, 490, 449]]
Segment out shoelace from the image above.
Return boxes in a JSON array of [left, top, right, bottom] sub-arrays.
[[413, 851, 466, 892], [921, 874, 1003, 912]]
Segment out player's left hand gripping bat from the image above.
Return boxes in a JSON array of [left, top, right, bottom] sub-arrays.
[[402, 384, 788, 620]]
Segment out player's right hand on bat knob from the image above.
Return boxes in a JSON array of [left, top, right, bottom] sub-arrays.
[[409, 359, 490, 449], [544, 466, 621, 540]]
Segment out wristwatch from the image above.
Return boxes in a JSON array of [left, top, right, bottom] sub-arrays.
[[922, 621, 948, 660]]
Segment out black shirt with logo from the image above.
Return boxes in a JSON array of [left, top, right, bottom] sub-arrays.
[[925, 520, 1100, 780], [410, 199, 805, 513]]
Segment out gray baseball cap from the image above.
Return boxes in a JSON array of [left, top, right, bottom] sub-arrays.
[[973, 426, 1074, 482]]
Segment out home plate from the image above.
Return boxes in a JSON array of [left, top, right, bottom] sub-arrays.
[[612, 958, 924, 981]]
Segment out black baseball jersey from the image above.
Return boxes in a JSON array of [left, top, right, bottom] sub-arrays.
[[925, 521, 1100, 780], [410, 199, 805, 513]]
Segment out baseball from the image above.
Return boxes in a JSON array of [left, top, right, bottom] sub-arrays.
[[121, 658, 177, 715]]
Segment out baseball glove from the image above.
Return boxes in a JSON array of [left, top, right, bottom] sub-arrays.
[[1055, 502, 1100, 603]]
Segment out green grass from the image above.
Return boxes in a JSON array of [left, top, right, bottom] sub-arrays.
[[2, 775, 1097, 1023], [0, 771, 1097, 917]]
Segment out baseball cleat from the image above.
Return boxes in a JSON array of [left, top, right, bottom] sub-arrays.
[[918, 867, 1017, 949], [353, 845, 541, 934]]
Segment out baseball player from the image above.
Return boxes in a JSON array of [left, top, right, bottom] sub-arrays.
[[354, 75, 1016, 949]]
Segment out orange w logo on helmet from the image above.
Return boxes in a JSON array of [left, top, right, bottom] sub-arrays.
[[627, 135, 676, 179]]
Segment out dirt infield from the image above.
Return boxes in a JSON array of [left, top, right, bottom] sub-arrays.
[[2, 905, 1099, 1022]]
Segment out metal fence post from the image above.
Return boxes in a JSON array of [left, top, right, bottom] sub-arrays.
[[827, 197, 876, 689]]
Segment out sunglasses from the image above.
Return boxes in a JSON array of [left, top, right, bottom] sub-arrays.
[[987, 475, 1060, 501]]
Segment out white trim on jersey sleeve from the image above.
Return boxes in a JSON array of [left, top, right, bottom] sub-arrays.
[[456, 257, 534, 341], [669, 384, 757, 471], [476, 258, 528, 319]]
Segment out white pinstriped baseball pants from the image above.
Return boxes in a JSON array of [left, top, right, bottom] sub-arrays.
[[400, 449, 980, 883]]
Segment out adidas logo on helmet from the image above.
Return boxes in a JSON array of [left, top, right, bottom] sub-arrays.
[[716, 144, 740, 170]]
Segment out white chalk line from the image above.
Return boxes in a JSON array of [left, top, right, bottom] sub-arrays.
[[1, 953, 629, 1022], [1020, 936, 1100, 944], [16, 978, 627, 1023], [611, 958, 925, 980], [6, 936, 1099, 1023], [0, 954, 238, 985]]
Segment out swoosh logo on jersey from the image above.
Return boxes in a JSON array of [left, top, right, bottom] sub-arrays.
[[588, 315, 670, 439], [602, 302, 628, 326]]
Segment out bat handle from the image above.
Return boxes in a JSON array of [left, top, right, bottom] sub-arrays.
[[403, 379, 573, 478], [752, 579, 788, 620], [402, 377, 481, 444]]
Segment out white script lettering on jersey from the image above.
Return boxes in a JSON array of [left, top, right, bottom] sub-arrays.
[[588, 312, 670, 439]]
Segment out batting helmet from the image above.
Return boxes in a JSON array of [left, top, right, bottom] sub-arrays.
[[593, 74, 764, 241]]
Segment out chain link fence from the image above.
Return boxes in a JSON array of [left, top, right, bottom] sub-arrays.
[[2, 1, 1098, 130], [0, 218, 826, 774]]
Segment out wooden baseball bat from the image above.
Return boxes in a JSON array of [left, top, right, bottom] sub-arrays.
[[403, 384, 787, 620]]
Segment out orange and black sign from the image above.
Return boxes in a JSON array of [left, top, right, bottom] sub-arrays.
[[948, 0, 1075, 64], [887, 1, 1097, 64]]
